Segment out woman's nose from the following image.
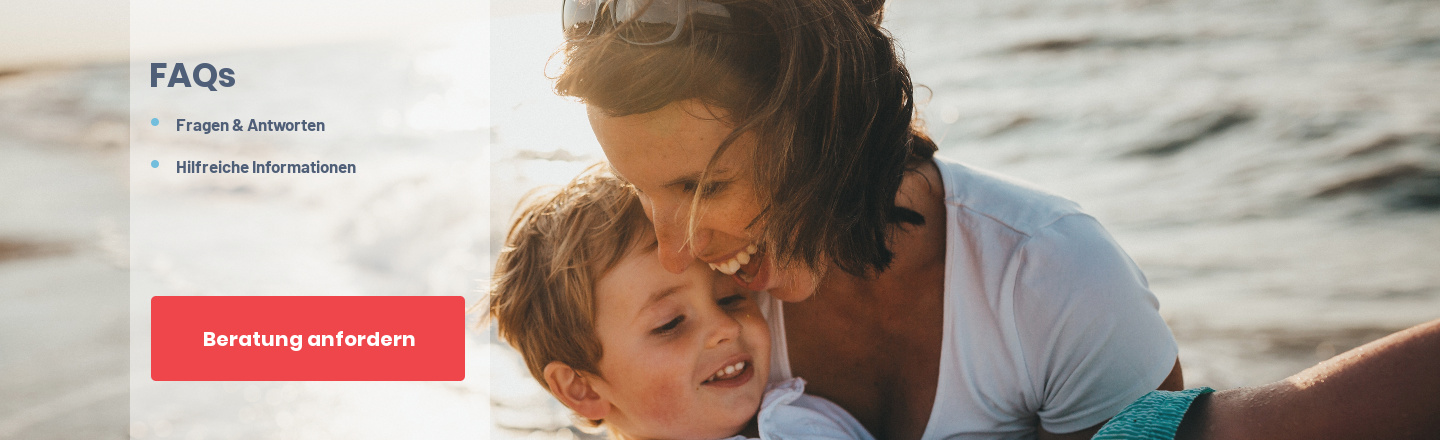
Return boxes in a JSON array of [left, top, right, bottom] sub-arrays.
[[645, 196, 708, 274], [653, 221, 693, 274]]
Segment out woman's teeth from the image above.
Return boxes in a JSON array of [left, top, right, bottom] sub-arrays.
[[705, 361, 748, 383], [709, 244, 759, 275]]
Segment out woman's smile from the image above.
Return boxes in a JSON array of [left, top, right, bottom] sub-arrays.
[[590, 101, 767, 273]]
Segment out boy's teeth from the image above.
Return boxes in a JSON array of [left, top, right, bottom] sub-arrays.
[[706, 361, 747, 383], [746, 244, 758, 254]]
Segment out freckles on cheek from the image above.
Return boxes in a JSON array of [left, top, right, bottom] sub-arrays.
[[631, 381, 691, 427]]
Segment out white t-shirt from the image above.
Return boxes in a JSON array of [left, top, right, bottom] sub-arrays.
[[760, 156, 1179, 439], [723, 378, 875, 440]]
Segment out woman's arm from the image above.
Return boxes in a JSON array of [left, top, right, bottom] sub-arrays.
[[1176, 318, 1440, 440]]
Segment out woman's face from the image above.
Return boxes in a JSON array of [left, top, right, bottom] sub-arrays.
[[590, 100, 820, 302]]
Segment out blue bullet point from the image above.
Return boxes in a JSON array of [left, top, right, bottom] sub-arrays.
[[151, 160, 159, 168], [150, 118, 159, 126]]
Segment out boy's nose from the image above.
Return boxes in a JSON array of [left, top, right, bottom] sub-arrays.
[[705, 312, 742, 349]]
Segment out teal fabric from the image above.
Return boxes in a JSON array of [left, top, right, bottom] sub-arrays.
[[1092, 387, 1215, 440]]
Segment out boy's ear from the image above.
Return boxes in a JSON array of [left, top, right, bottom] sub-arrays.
[[543, 361, 610, 421]]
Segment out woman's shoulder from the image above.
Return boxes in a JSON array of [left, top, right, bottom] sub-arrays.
[[931, 155, 1085, 237]]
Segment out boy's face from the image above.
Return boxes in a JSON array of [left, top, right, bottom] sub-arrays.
[[589, 246, 770, 439]]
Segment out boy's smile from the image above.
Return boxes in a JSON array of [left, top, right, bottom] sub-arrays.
[[702, 358, 753, 386]]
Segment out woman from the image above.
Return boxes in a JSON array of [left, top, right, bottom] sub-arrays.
[[555, 0, 1182, 438]]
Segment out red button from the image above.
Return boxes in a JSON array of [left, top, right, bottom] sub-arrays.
[[151, 296, 465, 381]]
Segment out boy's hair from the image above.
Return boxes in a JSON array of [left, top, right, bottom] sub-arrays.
[[489, 164, 653, 393]]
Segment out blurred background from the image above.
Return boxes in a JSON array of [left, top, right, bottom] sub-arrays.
[[1, 1, 131, 439], [6, 0, 496, 439], [1, 0, 1437, 438], [126, 0, 493, 438]]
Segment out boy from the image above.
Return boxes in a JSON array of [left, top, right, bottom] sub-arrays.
[[489, 166, 872, 440]]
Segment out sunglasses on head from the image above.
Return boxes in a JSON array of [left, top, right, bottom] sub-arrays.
[[562, 0, 734, 45]]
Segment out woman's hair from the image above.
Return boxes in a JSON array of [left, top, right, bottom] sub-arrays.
[[556, 0, 937, 276]]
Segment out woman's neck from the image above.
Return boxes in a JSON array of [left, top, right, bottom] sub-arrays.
[[822, 160, 948, 300], [739, 413, 760, 438], [783, 159, 948, 440]]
